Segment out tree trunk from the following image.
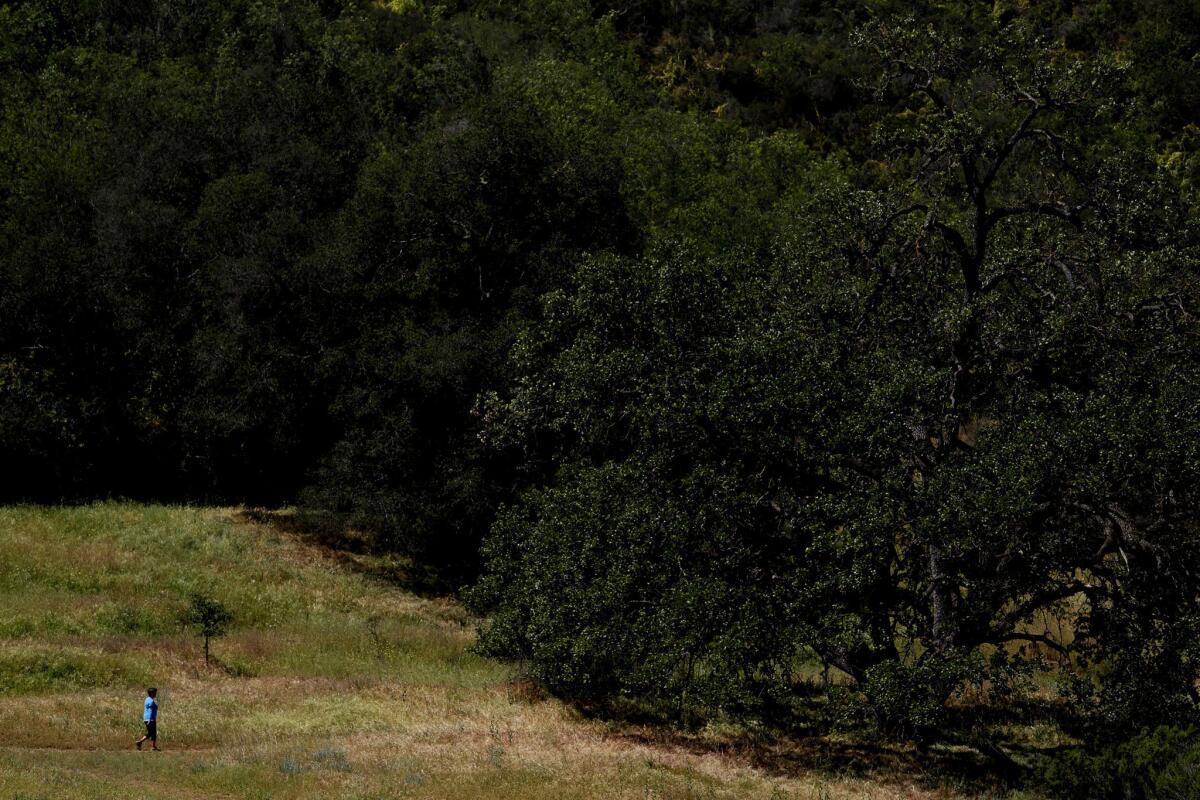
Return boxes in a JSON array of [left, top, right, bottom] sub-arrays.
[[929, 544, 952, 651]]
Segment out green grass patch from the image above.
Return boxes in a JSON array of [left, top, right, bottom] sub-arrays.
[[0, 647, 151, 695], [0, 504, 1013, 799]]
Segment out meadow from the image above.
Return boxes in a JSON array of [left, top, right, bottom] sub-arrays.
[[0, 504, 1032, 799]]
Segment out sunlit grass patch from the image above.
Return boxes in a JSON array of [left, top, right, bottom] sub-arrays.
[[0, 643, 152, 696], [0, 505, 1011, 799], [0, 588, 101, 638]]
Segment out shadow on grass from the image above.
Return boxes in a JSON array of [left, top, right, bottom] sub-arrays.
[[236, 508, 457, 598], [601, 721, 1027, 792], [569, 695, 1061, 792]]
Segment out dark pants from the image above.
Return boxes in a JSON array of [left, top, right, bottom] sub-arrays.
[[144, 720, 157, 741]]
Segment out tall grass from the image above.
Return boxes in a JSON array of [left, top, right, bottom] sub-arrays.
[[0, 504, 1019, 799]]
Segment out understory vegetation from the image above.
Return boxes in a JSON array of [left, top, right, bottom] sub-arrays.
[[2, 1, 1199, 793]]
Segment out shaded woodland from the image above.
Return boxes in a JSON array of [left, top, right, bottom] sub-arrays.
[[3, 2, 1200, 793]]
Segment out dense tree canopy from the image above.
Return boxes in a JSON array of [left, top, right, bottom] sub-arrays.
[[2, 0, 1199, 754]]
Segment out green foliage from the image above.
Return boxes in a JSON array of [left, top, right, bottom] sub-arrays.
[[1041, 726, 1200, 800], [473, 460, 798, 712], [1158, 744, 1200, 800], [0, 0, 641, 565], [470, 8, 1200, 744], [860, 654, 982, 741], [4, 0, 1200, 758], [181, 592, 233, 666], [182, 593, 233, 639]]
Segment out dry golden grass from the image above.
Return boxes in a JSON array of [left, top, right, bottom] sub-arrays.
[[0, 504, 1023, 799]]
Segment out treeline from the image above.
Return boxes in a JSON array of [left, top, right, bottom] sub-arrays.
[[3, 0, 1200, 762]]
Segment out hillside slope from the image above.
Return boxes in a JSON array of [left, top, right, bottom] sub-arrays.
[[0, 505, 995, 799]]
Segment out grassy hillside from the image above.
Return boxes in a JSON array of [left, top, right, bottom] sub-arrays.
[[0, 504, 1016, 799]]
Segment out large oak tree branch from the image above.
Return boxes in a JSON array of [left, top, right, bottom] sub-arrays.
[[980, 101, 1044, 191]]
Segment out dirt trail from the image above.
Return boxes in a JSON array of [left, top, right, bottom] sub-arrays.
[[0, 745, 218, 753]]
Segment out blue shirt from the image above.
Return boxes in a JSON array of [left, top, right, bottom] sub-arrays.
[[143, 697, 157, 722]]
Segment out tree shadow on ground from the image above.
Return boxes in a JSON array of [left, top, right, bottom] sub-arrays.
[[603, 723, 1026, 793], [570, 695, 1067, 793], [236, 508, 456, 597]]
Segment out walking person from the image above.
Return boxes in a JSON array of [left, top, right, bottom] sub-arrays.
[[135, 687, 160, 751]]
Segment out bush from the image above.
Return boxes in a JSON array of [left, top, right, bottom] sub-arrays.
[[861, 652, 984, 740], [861, 661, 946, 739], [1041, 726, 1200, 800], [1157, 743, 1200, 800], [180, 593, 233, 667]]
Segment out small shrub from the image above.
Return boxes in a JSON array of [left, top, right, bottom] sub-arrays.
[[862, 655, 970, 740], [860, 650, 1000, 741], [1040, 726, 1199, 800], [180, 593, 233, 667], [822, 686, 870, 732], [1156, 743, 1200, 800]]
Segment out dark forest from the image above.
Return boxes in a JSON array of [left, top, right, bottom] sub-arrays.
[[3, 2, 1200, 793]]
